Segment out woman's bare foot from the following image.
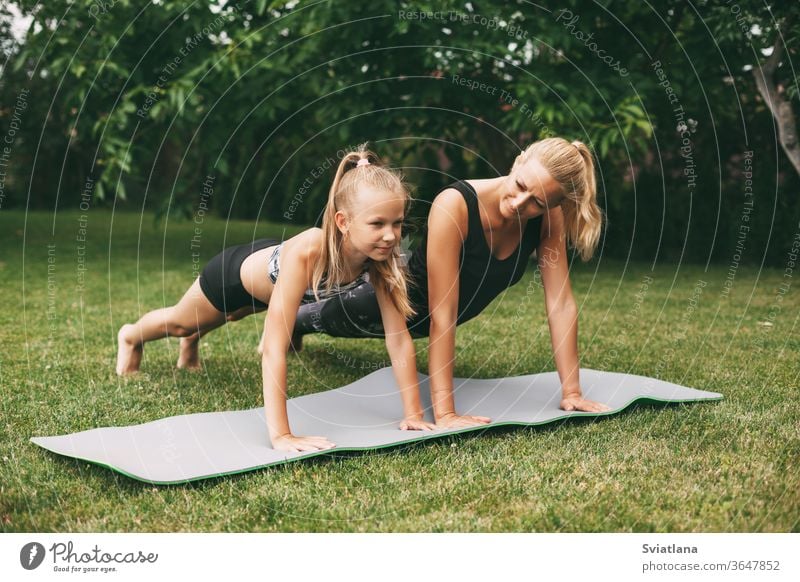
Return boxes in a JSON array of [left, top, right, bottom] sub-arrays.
[[177, 335, 201, 370], [116, 324, 143, 375]]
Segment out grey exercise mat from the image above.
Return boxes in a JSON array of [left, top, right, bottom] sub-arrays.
[[31, 367, 722, 484]]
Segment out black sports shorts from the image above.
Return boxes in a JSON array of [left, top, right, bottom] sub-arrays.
[[198, 238, 280, 314]]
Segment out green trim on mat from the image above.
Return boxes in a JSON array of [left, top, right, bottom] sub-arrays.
[[31, 393, 723, 486]]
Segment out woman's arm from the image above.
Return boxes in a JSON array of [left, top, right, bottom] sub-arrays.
[[426, 189, 491, 428], [538, 207, 609, 413], [374, 284, 435, 430], [262, 231, 337, 451]]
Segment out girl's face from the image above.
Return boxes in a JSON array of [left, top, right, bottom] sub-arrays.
[[501, 156, 564, 220], [338, 186, 406, 262]]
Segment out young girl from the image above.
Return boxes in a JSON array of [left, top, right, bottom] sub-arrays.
[[116, 145, 435, 452]]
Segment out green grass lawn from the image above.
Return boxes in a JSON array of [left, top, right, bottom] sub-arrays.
[[1, 209, 798, 532]]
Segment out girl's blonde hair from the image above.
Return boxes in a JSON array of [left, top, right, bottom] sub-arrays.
[[313, 144, 416, 318], [514, 137, 604, 261]]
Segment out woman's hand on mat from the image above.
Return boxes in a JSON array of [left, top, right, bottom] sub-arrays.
[[434, 412, 491, 429], [271, 433, 336, 452], [559, 394, 611, 413], [399, 416, 437, 431]]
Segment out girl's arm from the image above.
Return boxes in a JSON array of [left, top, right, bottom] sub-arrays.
[[538, 207, 610, 413], [426, 189, 491, 428], [262, 231, 337, 451], [374, 284, 435, 431]]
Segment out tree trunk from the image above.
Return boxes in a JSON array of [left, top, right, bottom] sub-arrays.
[[753, 24, 800, 177]]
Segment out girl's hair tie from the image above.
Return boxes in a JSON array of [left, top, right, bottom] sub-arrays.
[[356, 158, 370, 167]]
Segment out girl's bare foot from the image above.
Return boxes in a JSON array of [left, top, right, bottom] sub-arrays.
[[177, 336, 201, 370], [116, 324, 143, 375]]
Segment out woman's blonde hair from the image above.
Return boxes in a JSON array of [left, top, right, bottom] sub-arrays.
[[514, 137, 604, 261], [313, 144, 415, 318]]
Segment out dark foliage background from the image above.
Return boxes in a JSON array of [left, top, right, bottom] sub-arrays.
[[1, 0, 798, 265]]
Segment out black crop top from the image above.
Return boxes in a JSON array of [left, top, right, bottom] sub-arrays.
[[406, 180, 543, 336]]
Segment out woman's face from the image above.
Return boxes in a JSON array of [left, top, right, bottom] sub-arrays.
[[501, 156, 564, 220], [338, 186, 405, 262]]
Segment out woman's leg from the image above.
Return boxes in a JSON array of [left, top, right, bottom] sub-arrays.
[[292, 282, 387, 338], [117, 278, 227, 375]]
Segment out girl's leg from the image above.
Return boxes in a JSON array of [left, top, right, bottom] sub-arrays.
[[177, 328, 211, 370], [117, 278, 227, 375], [179, 303, 266, 368]]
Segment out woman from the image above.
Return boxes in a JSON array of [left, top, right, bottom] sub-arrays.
[[288, 137, 611, 427]]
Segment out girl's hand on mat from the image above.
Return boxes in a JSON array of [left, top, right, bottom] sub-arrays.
[[271, 434, 336, 452], [399, 417, 437, 431], [560, 395, 611, 413], [435, 413, 491, 429]]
